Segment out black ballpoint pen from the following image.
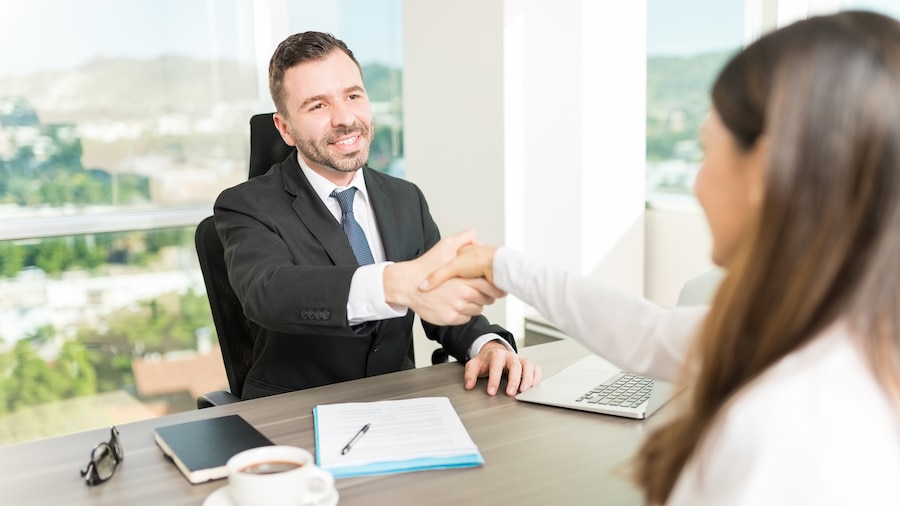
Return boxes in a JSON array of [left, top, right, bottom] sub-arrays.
[[341, 423, 371, 455]]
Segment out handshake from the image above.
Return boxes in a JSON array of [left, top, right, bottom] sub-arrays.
[[383, 230, 501, 326]]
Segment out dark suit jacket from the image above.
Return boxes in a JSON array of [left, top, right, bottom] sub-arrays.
[[214, 154, 515, 399]]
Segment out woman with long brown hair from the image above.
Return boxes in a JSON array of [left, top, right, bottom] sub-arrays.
[[423, 11, 900, 504]]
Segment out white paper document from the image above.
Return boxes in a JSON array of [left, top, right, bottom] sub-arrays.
[[313, 397, 484, 478]]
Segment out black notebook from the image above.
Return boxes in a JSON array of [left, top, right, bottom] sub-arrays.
[[154, 414, 273, 484]]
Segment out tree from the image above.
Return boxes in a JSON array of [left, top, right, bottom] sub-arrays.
[[0, 329, 101, 412], [31, 238, 71, 274], [55, 341, 97, 398], [71, 236, 106, 270], [368, 124, 402, 173], [4, 340, 62, 411], [0, 243, 25, 278], [0, 338, 11, 415]]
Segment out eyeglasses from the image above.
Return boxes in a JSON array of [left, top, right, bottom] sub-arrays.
[[80, 426, 124, 486]]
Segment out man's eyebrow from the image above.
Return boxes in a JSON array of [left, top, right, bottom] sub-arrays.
[[299, 94, 326, 110], [299, 86, 367, 109]]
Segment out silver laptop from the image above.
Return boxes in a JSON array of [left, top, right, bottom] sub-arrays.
[[515, 269, 718, 419], [515, 354, 677, 419]]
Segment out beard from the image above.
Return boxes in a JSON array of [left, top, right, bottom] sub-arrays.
[[292, 121, 374, 173]]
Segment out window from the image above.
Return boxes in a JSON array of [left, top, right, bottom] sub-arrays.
[[0, 0, 402, 446], [645, 0, 900, 210], [645, 0, 745, 207], [841, 0, 900, 19]]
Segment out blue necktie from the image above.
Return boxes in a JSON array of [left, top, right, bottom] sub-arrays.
[[330, 187, 375, 265]]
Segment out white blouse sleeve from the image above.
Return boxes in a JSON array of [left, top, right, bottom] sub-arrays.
[[492, 247, 708, 381]]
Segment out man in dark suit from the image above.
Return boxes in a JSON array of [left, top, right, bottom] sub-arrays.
[[214, 31, 541, 400]]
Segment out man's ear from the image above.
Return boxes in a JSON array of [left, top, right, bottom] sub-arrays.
[[273, 113, 298, 147]]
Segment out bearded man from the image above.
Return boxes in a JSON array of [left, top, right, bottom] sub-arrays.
[[214, 31, 540, 399]]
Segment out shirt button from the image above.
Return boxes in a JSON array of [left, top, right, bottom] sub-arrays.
[[372, 342, 381, 352]]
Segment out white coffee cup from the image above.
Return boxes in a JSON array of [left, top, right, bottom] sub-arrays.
[[226, 445, 334, 506]]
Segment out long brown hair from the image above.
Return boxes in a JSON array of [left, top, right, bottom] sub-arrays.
[[635, 11, 900, 503]]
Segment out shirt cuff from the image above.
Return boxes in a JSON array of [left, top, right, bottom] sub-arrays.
[[467, 333, 515, 360], [347, 262, 408, 325]]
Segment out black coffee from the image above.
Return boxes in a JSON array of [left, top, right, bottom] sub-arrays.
[[239, 461, 304, 475]]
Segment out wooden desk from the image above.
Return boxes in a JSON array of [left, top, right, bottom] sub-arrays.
[[0, 339, 668, 505]]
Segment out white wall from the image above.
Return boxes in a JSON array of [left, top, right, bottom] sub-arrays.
[[645, 205, 716, 307], [403, 0, 507, 365], [404, 1, 648, 364]]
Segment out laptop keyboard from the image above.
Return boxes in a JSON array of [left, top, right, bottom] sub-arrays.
[[576, 372, 654, 408]]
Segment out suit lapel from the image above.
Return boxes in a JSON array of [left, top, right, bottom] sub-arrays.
[[365, 167, 403, 262], [280, 157, 358, 266]]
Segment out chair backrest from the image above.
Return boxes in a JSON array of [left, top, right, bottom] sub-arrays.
[[195, 114, 293, 400], [249, 113, 295, 179], [195, 215, 256, 399], [676, 267, 725, 306]]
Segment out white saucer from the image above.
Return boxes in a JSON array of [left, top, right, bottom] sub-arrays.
[[203, 484, 339, 506]]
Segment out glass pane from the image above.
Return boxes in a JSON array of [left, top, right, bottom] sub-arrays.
[[646, 0, 744, 204], [843, 1, 900, 20], [0, 0, 255, 216], [0, 0, 404, 446], [0, 227, 222, 445]]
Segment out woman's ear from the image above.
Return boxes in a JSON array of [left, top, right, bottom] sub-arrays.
[[747, 134, 769, 207]]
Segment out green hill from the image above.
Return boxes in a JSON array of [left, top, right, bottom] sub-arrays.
[[647, 49, 737, 161]]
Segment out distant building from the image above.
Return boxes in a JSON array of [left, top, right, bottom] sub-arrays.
[[0, 269, 205, 347], [131, 346, 228, 414]]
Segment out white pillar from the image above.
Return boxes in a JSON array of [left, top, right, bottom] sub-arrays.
[[404, 1, 647, 356]]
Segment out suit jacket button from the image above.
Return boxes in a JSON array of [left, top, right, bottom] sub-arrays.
[[301, 311, 308, 319], [315, 311, 324, 320], [322, 310, 330, 319]]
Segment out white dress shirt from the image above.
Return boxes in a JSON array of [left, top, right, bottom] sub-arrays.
[[298, 158, 509, 359], [492, 246, 900, 505]]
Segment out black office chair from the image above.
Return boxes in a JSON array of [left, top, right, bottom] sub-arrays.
[[195, 216, 254, 408], [248, 113, 295, 179], [196, 113, 294, 409]]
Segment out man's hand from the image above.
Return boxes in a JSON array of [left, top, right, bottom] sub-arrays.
[[420, 243, 499, 291], [464, 341, 542, 396], [384, 230, 505, 325]]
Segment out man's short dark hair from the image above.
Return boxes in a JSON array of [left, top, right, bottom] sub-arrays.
[[268, 31, 362, 116]]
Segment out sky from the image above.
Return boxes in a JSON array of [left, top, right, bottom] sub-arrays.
[[2, 0, 744, 77], [5, 1, 899, 77], [647, 0, 745, 56], [646, 0, 900, 56], [0, 0, 402, 77]]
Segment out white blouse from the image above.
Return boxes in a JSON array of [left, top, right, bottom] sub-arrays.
[[493, 247, 900, 505]]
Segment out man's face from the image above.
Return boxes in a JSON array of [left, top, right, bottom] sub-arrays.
[[273, 50, 374, 182]]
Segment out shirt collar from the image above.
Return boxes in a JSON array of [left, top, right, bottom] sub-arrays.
[[296, 153, 370, 206]]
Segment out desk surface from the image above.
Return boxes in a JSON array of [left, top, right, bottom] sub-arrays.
[[0, 339, 669, 506]]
